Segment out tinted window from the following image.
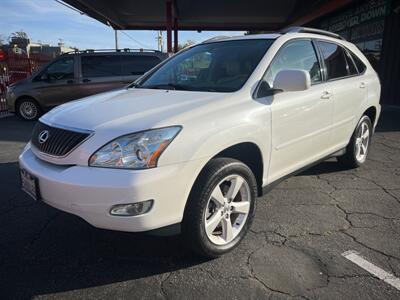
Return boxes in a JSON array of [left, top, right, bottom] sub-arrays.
[[46, 57, 74, 80], [139, 39, 274, 92], [350, 52, 367, 74], [264, 40, 322, 88], [318, 41, 348, 80], [82, 55, 122, 77], [121, 55, 161, 76], [344, 49, 358, 75]]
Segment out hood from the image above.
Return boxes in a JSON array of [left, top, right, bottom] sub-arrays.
[[41, 88, 228, 134]]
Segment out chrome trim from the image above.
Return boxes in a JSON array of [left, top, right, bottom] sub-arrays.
[[33, 120, 94, 159], [39, 119, 94, 135]]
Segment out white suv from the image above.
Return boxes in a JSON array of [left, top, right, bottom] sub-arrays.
[[19, 27, 380, 257]]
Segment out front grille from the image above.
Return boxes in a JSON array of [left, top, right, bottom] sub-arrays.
[[31, 122, 91, 157]]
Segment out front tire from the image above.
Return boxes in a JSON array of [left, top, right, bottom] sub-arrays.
[[182, 158, 257, 258], [337, 115, 372, 168], [17, 98, 41, 121]]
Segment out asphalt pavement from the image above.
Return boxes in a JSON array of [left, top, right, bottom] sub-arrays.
[[0, 108, 399, 300]]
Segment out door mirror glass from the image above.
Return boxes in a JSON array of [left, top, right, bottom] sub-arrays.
[[273, 69, 311, 92], [40, 72, 49, 81]]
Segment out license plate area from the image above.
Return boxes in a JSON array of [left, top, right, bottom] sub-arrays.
[[20, 169, 41, 201]]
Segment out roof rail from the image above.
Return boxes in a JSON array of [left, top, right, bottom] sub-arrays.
[[63, 48, 162, 55], [281, 26, 345, 40], [202, 36, 231, 43]]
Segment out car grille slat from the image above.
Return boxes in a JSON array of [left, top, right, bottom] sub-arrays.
[[31, 122, 91, 157]]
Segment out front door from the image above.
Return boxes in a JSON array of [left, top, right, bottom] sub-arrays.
[[263, 39, 334, 183], [31, 56, 79, 108]]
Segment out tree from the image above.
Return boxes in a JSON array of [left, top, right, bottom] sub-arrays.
[[10, 30, 29, 40]]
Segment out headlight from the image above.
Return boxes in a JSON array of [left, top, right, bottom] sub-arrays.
[[89, 126, 181, 169]]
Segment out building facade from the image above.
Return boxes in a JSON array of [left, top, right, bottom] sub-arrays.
[[308, 0, 400, 106]]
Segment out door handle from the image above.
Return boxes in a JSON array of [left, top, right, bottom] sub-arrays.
[[82, 78, 91, 83], [321, 91, 332, 99], [359, 82, 366, 89]]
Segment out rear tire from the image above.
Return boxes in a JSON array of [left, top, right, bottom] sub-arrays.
[[337, 115, 372, 168], [17, 98, 41, 121], [182, 158, 257, 258]]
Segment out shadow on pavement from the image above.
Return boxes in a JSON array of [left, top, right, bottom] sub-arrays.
[[0, 162, 210, 299]]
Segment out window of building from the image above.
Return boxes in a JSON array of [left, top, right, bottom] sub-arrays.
[[264, 40, 322, 88], [81, 55, 122, 77], [120, 55, 161, 76], [318, 41, 349, 80]]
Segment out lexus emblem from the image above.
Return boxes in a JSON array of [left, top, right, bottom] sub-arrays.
[[38, 130, 49, 144]]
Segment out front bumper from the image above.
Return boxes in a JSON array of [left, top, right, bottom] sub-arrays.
[[19, 145, 206, 232]]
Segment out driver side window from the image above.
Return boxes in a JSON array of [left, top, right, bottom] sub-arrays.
[[42, 57, 74, 81], [264, 40, 322, 88]]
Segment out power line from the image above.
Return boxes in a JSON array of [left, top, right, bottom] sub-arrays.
[[119, 31, 152, 49]]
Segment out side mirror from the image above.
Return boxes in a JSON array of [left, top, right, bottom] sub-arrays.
[[273, 69, 311, 92], [40, 73, 49, 81]]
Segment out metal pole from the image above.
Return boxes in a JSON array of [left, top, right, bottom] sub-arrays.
[[166, 0, 172, 54], [114, 30, 118, 50], [174, 18, 178, 53]]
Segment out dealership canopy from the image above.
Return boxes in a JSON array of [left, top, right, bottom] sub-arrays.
[[62, 0, 354, 52]]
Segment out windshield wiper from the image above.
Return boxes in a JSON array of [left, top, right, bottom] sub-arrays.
[[140, 83, 189, 91]]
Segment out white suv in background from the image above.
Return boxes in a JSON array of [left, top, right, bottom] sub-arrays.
[[19, 27, 380, 257]]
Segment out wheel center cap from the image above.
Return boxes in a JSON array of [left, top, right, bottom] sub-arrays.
[[223, 202, 229, 213]]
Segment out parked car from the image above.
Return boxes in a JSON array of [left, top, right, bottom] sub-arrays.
[[19, 27, 380, 257], [6, 49, 168, 120]]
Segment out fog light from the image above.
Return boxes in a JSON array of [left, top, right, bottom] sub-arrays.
[[110, 200, 153, 216]]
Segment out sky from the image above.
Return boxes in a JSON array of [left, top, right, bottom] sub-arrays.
[[0, 0, 245, 51]]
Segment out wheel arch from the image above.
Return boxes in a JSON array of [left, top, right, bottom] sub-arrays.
[[363, 106, 377, 126], [212, 142, 264, 196], [15, 95, 41, 111]]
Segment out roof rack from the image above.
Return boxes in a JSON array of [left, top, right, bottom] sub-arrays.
[[281, 26, 346, 40], [63, 48, 162, 55], [202, 36, 231, 43]]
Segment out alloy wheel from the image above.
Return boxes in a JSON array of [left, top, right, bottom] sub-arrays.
[[204, 174, 251, 245], [19, 101, 38, 120], [355, 121, 370, 162]]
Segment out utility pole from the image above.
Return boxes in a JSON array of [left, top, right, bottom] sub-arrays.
[[156, 31, 163, 52], [114, 30, 118, 50]]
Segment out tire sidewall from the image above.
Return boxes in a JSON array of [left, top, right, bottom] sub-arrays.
[[351, 115, 372, 166], [17, 99, 41, 121], [184, 159, 257, 257]]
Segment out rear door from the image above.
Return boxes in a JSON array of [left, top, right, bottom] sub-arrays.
[[120, 54, 162, 83], [316, 41, 367, 147], [265, 39, 334, 182], [77, 54, 125, 98]]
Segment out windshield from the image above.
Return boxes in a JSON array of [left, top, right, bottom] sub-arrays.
[[136, 39, 274, 92]]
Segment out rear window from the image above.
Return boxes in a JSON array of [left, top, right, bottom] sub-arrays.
[[318, 41, 349, 80], [120, 55, 161, 76], [344, 49, 358, 76], [81, 55, 122, 77], [350, 51, 367, 74]]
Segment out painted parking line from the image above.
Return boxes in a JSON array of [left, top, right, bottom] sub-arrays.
[[342, 250, 400, 291]]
